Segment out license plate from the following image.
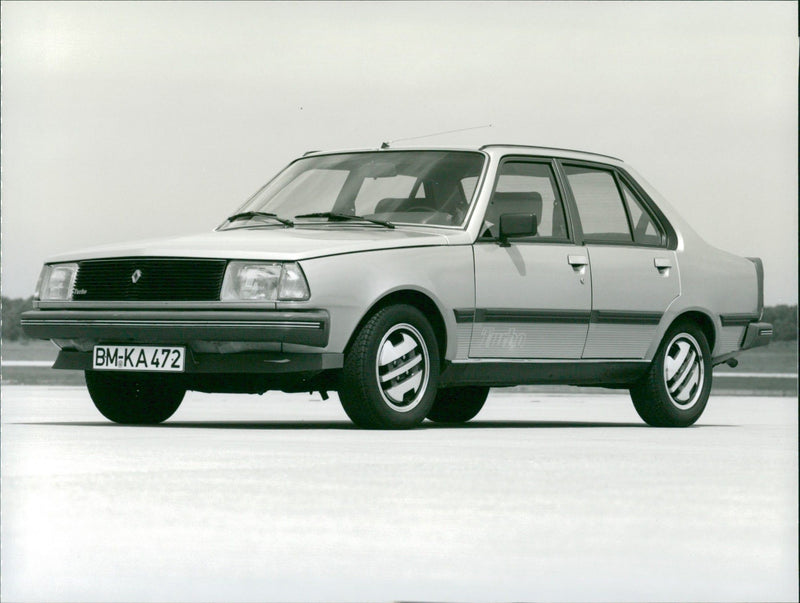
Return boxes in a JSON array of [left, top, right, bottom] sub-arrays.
[[92, 345, 185, 372]]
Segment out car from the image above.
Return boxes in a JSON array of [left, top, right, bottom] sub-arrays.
[[21, 144, 773, 428]]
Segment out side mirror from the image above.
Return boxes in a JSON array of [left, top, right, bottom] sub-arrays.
[[498, 213, 537, 247]]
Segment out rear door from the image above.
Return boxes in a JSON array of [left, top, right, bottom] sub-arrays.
[[559, 162, 679, 359]]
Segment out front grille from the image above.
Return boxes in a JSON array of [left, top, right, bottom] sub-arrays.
[[72, 258, 227, 301]]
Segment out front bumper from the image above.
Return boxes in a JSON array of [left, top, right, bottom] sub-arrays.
[[52, 348, 344, 374], [20, 309, 330, 348]]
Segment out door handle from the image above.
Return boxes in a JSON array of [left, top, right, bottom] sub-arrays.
[[654, 257, 672, 276], [568, 255, 588, 267]]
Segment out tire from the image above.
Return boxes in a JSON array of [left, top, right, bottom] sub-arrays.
[[427, 386, 489, 424], [630, 321, 712, 427], [339, 304, 440, 429], [85, 371, 185, 425]]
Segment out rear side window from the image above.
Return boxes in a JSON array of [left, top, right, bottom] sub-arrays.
[[483, 161, 568, 240], [563, 165, 632, 243]]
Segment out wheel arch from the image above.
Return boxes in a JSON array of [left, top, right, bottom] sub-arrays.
[[668, 310, 716, 351], [344, 289, 448, 367]]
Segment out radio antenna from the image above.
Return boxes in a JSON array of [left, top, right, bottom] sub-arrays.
[[380, 124, 492, 148]]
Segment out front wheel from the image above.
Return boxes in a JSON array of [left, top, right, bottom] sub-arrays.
[[630, 321, 712, 427], [85, 371, 185, 424], [339, 305, 440, 429]]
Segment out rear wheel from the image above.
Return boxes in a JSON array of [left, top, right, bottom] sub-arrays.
[[339, 305, 439, 429], [630, 321, 712, 427], [427, 386, 489, 424], [85, 371, 185, 424]]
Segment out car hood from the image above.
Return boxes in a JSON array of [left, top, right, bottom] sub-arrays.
[[46, 226, 453, 263]]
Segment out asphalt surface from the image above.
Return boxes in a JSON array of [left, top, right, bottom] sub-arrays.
[[1, 386, 797, 603]]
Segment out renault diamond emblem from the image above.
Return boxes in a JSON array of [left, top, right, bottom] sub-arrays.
[[131, 269, 143, 284]]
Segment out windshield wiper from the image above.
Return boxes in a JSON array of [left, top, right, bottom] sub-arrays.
[[293, 212, 394, 229], [226, 211, 294, 227]]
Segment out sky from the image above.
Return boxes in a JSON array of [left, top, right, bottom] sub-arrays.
[[1, 1, 797, 304]]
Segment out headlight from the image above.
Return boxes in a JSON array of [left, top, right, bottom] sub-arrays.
[[221, 261, 310, 301], [37, 263, 78, 301]]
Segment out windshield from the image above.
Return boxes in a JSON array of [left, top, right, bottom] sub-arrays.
[[222, 150, 485, 229]]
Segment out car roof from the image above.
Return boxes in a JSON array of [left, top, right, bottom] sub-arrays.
[[478, 144, 622, 162], [302, 144, 624, 165]]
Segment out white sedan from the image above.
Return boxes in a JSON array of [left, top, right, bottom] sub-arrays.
[[22, 145, 772, 428]]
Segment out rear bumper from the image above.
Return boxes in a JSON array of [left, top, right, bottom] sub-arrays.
[[741, 321, 773, 350], [20, 309, 330, 348]]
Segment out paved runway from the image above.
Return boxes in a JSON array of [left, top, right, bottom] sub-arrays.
[[1, 386, 797, 602]]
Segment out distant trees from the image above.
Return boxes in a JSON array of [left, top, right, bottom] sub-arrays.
[[1, 296, 797, 342], [2, 296, 34, 341], [762, 304, 798, 341]]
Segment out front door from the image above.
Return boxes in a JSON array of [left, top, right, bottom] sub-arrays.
[[469, 159, 591, 359]]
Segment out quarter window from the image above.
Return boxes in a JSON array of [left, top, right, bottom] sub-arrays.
[[620, 181, 663, 246], [563, 165, 632, 243]]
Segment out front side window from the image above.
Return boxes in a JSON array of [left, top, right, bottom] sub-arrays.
[[483, 161, 568, 240], [563, 165, 632, 243], [223, 151, 485, 229]]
